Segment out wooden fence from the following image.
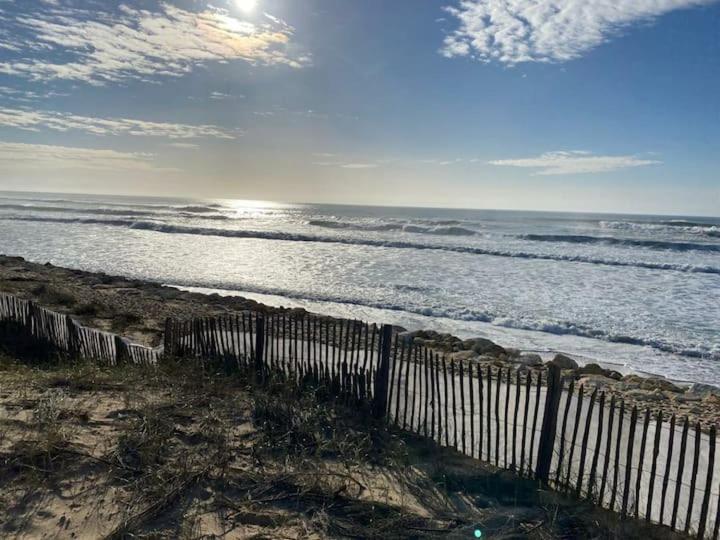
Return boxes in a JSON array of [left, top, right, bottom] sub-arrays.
[[1, 293, 718, 538], [0, 293, 161, 365], [166, 312, 720, 539]]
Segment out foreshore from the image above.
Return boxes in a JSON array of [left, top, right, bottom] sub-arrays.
[[1, 254, 718, 428]]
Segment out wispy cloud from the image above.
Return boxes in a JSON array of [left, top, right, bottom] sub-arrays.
[[0, 2, 310, 86], [441, 0, 715, 64], [0, 86, 69, 103], [313, 160, 378, 169], [0, 107, 239, 139], [0, 141, 174, 172], [488, 151, 661, 175]]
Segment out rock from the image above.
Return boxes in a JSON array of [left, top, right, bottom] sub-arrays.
[[626, 389, 665, 402], [451, 350, 480, 362], [549, 353, 578, 370], [676, 393, 703, 403], [578, 363, 605, 376], [577, 374, 619, 391], [639, 378, 682, 393], [688, 383, 720, 398], [514, 353, 543, 367], [462, 338, 506, 357]]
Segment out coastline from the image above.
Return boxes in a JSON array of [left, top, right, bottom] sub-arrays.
[[1, 254, 719, 428]]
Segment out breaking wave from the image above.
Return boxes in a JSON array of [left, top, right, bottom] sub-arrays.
[[6, 215, 720, 275]]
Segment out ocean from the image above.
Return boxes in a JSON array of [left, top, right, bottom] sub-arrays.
[[0, 191, 718, 385]]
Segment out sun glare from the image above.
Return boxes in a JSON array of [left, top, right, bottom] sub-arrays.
[[235, 0, 258, 13]]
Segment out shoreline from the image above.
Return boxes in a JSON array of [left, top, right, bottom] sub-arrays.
[[1, 254, 719, 428]]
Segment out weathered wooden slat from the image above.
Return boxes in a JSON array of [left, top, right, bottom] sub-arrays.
[[520, 371, 531, 476], [564, 384, 585, 490], [646, 411, 663, 522], [410, 345, 419, 432], [460, 360, 466, 454], [433, 353, 443, 444], [556, 380, 575, 485], [685, 422, 702, 534], [587, 392, 605, 501], [392, 339, 405, 425], [469, 363, 475, 458], [512, 369, 520, 471], [660, 414, 677, 525], [477, 365, 484, 461], [431, 349, 439, 440], [609, 400, 625, 512], [599, 395, 616, 506], [576, 388, 597, 498], [495, 366, 501, 467], [402, 339, 412, 428], [451, 359, 458, 449], [529, 371, 541, 475], [487, 365, 492, 461], [423, 346, 430, 437], [504, 367, 511, 468], [671, 417, 690, 530], [621, 406, 639, 518], [697, 425, 716, 539], [634, 408, 651, 520], [442, 355, 449, 447]]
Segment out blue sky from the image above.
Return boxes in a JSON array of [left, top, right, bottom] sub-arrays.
[[0, 0, 718, 215]]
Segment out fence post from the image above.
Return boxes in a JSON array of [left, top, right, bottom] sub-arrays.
[[114, 335, 129, 366], [66, 315, 79, 357], [254, 316, 265, 382], [163, 317, 174, 357], [372, 324, 393, 420], [536, 363, 562, 484]]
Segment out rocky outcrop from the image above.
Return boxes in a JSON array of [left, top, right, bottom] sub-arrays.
[[549, 353, 578, 370]]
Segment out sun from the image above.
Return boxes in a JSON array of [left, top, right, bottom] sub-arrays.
[[235, 0, 258, 13]]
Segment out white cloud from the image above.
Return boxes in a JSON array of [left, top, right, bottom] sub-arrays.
[[313, 160, 378, 169], [0, 107, 239, 139], [488, 151, 661, 175], [340, 163, 378, 169], [0, 2, 309, 85], [441, 0, 715, 64], [0, 141, 174, 172]]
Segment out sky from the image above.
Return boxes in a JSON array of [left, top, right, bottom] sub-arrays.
[[0, 0, 718, 215]]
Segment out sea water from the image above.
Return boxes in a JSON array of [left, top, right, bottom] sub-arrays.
[[0, 191, 717, 384]]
